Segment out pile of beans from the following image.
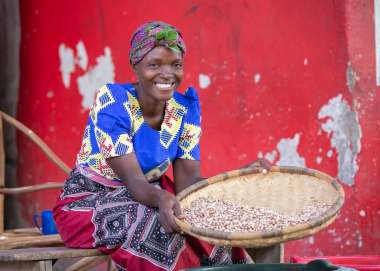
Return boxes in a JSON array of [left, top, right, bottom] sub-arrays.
[[183, 197, 331, 232]]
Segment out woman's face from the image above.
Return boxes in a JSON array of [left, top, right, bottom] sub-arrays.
[[133, 46, 184, 102]]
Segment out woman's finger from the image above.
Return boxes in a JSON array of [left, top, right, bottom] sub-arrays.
[[173, 200, 184, 219], [168, 213, 181, 232], [158, 212, 173, 233]]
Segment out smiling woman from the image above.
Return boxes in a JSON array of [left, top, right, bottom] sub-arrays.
[[52, 21, 247, 271]]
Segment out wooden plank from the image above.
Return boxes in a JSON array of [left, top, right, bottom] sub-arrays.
[[0, 116, 5, 233], [64, 255, 108, 271], [2, 227, 40, 237], [0, 247, 102, 261], [0, 234, 63, 249], [0, 260, 52, 271]]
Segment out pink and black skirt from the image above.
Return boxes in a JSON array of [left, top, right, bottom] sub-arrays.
[[53, 169, 247, 271]]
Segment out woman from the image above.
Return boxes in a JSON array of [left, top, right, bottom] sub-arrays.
[[53, 21, 249, 270]]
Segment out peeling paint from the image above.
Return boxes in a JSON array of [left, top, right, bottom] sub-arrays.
[[359, 210, 366, 217], [346, 62, 359, 92], [276, 133, 306, 167], [308, 236, 314, 244], [46, 91, 54, 98], [355, 230, 363, 248], [76, 41, 88, 70], [318, 94, 362, 185], [304, 58, 308, 65], [316, 156, 322, 164], [254, 73, 261, 84], [77, 47, 115, 109], [199, 74, 211, 89], [258, 134, 305, 167], [264, 151, 277, 163], [327, 150, 333, 158], [58, 43, 75, 88]]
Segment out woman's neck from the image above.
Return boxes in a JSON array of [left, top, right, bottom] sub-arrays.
[[135, 84, 165, 117]]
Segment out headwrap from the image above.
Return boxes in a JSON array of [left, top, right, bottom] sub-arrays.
[[129, 21, 186, 65]]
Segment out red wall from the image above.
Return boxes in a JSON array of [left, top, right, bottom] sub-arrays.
[[17, 0, 380, 259]]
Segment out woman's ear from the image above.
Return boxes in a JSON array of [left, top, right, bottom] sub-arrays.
[[132, 64, 137, 73]]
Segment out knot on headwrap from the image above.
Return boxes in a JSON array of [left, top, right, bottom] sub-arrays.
[[129, 21, 186, 65]]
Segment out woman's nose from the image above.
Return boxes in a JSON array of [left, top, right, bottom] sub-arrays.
[[159, 65, 175, 77]]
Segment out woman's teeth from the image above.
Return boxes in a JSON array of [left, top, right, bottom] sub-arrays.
[[155, 83, 173, 89]]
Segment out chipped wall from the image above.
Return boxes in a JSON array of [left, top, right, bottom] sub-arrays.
[[17, 0, 380, 259]]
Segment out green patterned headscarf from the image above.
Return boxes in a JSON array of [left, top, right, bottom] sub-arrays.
[[129, 21, 186, 65]]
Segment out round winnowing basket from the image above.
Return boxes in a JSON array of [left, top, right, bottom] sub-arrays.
[[174, 166, 345, 248]]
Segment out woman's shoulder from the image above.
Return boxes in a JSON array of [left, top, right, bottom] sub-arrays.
[[96, 83, 135, 103], [173, 86, 200, 108]]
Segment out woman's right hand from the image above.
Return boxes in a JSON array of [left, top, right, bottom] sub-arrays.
[[157, 190, 183, 233]]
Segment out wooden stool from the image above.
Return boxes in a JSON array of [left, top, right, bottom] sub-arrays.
[[0, 246, 106, 271]]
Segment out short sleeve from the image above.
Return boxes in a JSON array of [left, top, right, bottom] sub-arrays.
[[90, 84, 134, 159], [176, 87, 202, 160]]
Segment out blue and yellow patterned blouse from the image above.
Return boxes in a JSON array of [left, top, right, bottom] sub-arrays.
[[76, 83, 201, 186]]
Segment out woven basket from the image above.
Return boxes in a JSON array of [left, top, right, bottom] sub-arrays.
[[174, 166, 345, 248]]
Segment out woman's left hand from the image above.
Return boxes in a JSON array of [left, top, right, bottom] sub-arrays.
[[241, 158, 272, 172]]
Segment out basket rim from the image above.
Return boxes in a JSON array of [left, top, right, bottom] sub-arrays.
[[175, 166, 345, 241]]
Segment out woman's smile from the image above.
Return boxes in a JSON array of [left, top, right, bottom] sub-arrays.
[[133, 46, 184, 102]]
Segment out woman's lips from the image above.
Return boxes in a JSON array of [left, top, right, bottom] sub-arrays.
[[155, 82, 175, 90]]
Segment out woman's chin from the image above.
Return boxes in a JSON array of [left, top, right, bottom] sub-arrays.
[[157, 90, 174, 101]]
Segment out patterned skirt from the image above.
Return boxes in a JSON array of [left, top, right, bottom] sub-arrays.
[[53, 169, 247, 271]]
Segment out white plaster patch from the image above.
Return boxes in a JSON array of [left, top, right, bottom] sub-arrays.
[[316, 156, 323, 164], [276, 133, 306, 167], [304, 58, 308, 65], [264, 151, 277, 163], [58, 44, 75, 88], [355, 230, 363, 248], [359, 209, 366, 217], [308, 236, 314, 244], [199, 74, 211, 89], [327, 150, 333, 158], [254, 73, 261, 84], [46, 91, 54, 98], [346, 62, 360, 92], [76, 41, 88, 70], [77, 47, 115, 109], [258, 134, 305, 166], [318, 94, 362, 185]]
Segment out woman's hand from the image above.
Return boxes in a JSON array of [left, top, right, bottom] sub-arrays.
[[157, 190, 183, 233], [107, 154, 183, 233], [242, 158, 272, 173]]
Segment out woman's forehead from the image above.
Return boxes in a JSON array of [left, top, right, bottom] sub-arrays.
[[143, 46, 183, 61]]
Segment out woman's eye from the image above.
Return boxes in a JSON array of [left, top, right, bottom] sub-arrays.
[[174, 63, 183, 68], [148, 63, 158, 68]]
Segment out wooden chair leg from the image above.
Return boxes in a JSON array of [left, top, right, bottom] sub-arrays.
[[64, 256, 108, 271], [246, 243, 284, 263]]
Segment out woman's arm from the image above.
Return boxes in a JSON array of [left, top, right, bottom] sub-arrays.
[[107, 154, 182, 233], [173, 159, 201, 194]]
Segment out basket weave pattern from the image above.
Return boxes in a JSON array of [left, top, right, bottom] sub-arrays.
[[175, 166, 345, 248]]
